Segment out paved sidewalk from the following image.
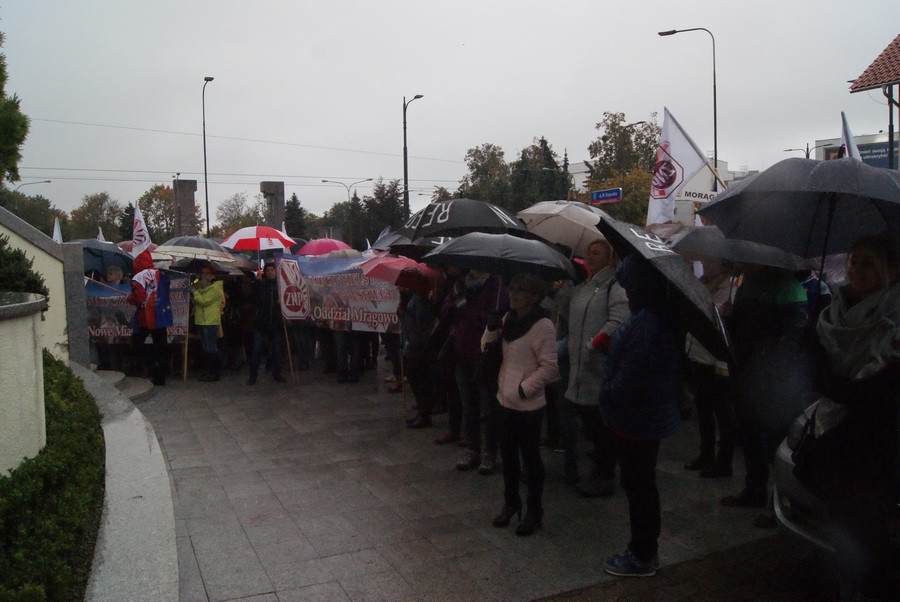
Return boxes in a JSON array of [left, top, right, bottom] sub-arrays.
[[138, 362, 784, 601]]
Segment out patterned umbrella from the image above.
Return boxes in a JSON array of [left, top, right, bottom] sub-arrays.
[[221, 226, 297, 251], [297, 238, 352, 256]]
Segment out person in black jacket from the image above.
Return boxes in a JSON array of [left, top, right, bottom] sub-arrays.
[[247, 262, 286, 385]]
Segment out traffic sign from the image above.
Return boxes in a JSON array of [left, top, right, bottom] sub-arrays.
[[590, 188, 622, 205]]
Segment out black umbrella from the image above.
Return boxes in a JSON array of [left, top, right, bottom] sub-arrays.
[[371, 231, 410, 252], [422, 232, 575, 282], [697, 157, 900, 258], [596, 217, 731, 361], [397, 198, 527, 240], [69, 239, 133, 275], [389, 235, 454, 260], [169, 257, 243, 276], [160, 235, 227, 250], [667, 225, 814, 272]]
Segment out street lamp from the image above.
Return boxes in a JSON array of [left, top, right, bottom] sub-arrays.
[[402, 94, 424, 220], [202, 76, 214, 236], [619, 120, 646, 192], [784, 143, 832, 159], [659, 27, 717, 189], [321, 178, 374, 202], [12, 180, 50, 211]]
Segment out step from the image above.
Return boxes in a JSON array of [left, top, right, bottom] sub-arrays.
[[94, 370, 125, 390], [118, 376, 156, 403]]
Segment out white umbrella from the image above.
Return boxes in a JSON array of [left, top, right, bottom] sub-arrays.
[[517, 200, 610, 257]]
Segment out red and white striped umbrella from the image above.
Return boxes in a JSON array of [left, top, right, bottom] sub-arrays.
[[221, 226, 296, 251]]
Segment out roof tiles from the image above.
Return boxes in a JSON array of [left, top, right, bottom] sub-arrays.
[[850, 34, 900, 92]]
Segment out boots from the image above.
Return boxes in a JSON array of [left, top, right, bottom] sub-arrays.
[[492, 503, 522, 528], [515, 506, 543, 536], [200, 353, 220, 382]]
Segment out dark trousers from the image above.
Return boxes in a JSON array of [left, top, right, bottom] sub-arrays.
[[455, 356, 498, 457], [739, 424, 784, 499], [249, 327, 283, 379], [405, 350, 432, 416], [564, 401, 618, 479], [440, 358, 462, 434], [316, 327, 337, 373], [382, 332, 402, 381], [543, 380, 564, 446], [691, 363, 735, 468], [333, 330, 363, 381], [132, 326, 168, 384], [499, 406, 545, 510], [617, 436, 661, 561]]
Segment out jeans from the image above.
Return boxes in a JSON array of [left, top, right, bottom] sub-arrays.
[[691, 362, 735, 467], [455, 356, 498, 457], [617, 436, 661, 561], [249, 328, 283, 379], [198, 324, 218, 354], [499, 405, 545, 510]]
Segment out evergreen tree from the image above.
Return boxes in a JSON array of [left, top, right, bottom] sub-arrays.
[[118, 203, 136, 242], [0, 32, 29, 183]]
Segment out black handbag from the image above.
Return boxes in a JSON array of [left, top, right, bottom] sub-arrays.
[[473, 339, 503, 390]]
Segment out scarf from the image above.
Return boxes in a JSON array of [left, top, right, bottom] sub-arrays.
[[502, 306, 550, 343]]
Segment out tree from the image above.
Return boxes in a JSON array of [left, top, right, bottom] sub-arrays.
[[215, 192, 263, 234], [0, 189, 65, 237], [431, 186, 453, 203], [362, 178, 404, 235], [456, 143, 511, 206], [284, 193, 317, 241], [0, 32, 29, 183], [507, 137, 566, 211], [137, 184, 174, 242], [585, 112, 660, 182], [68, 192, 123, 240], [118, 203, 135, 242], [583, 167, 653, 226]]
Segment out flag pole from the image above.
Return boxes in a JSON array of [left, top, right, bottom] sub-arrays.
[[85, 276, 128, 295], [283, 320, 296, 383], [706, 163, 728, 191]]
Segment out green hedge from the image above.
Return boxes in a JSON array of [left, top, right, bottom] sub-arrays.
[[0, 351, 105, 601]]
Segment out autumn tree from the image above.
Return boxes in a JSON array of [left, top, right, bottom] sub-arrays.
[[68, 192, 123, 240], [585, 112, 660, 182], [0, 32, 29, 183], [215, 192, 263, 234], [0, 188, 67, 237], [587, 168, 654, 226]]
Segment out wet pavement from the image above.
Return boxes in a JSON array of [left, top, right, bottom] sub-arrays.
[[136, 359, 830, 601]]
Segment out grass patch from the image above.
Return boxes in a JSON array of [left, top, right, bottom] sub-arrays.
[[0, 351, 105, 601]]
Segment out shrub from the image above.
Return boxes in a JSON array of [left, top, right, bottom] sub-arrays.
[[0, 351, 105, 601], [0, 232, 49, 300]]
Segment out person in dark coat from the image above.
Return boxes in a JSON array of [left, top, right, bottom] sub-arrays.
[[246, 262, 286, 385], [600, 255, 682, 578]]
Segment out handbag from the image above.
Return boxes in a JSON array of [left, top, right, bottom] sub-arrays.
[[473, 338, 503, 390]]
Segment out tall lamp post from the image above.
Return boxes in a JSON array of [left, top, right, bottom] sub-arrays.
[[402, 94, 424, 220], [12, 180, 51, 211], [321, 178, 374, 202], [784, 143, 831, 159], [202, 76, 214, 236], [658, 27, 717, 189]]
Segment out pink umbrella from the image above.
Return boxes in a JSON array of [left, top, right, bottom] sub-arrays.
[[297, 238, 352, 256], [221, 226, 296, 251], [360, 256, 441, 295]]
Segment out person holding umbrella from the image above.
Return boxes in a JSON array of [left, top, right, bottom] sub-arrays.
[[600, 255, 684, 577], [246, 262, 287, 385], [192, 262, 225, 382], [482, 272, 558, 536]]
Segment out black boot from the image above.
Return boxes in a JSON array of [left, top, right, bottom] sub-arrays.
[[200, 353, 220, 382], [492, 503, 522, 528], [515, 507, 543, 536]]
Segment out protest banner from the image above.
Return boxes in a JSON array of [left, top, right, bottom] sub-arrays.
[[276, 254, 401, 334], [86, 271, 190, 343]]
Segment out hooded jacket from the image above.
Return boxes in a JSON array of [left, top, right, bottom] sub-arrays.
[[599, 255, 681, 440]]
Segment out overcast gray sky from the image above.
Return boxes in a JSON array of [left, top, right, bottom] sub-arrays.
[[3, 1, 897, 227]]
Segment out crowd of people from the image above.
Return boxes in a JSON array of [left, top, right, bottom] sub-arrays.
[[94, 230, 897, 593]]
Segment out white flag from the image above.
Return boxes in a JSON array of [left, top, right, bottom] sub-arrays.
[[97, 226, 106, 242], [52, 217, 63, 243], [132, 204, 152, 257], [839, 111, 862, 160], [647, 107, 709, 226]]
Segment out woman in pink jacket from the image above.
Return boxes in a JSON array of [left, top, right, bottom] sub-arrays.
[[482, 272, 559, 536]]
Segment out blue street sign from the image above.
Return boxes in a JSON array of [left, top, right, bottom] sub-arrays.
[[590, 188, 622, 204]]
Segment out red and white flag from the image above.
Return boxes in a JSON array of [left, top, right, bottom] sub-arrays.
[[647, 107, 709, 226], [132, 204, 153, 260], [839, 111, 862, 160]]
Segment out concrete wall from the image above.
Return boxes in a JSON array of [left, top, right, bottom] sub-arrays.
[[260, 181, 285, 229], [0, 293, 47, 475], [0, 206, 89, 364]]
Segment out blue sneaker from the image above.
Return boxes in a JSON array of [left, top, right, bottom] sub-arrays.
[[603, 549, 659, 577]]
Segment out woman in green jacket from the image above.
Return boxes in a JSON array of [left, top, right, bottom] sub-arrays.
[[192, 263, 224, 382]]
